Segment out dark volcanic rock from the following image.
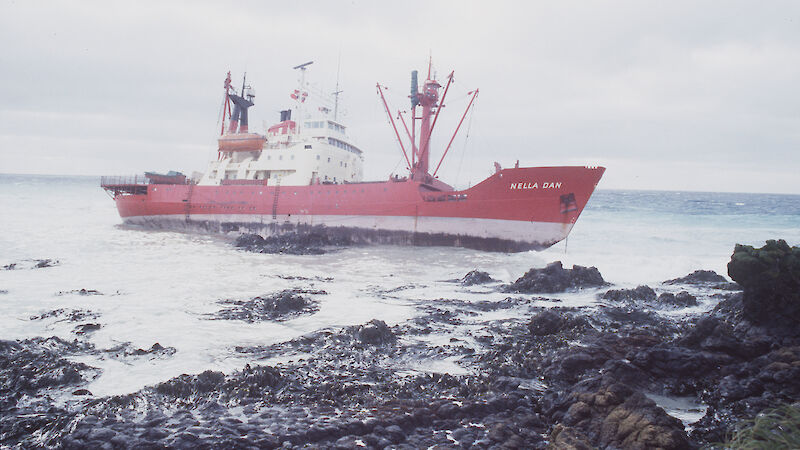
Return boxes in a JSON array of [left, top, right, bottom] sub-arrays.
[[234, 232, 352, 255], [601, 285, 657, 302], [727, 239, 800, 327], [656, 291, 698, 307], [214, 289, 324, 322], [74, 323, 102, 335], [30, 308, 99, 322], [57, 288, 102, 296], [352, 319, 396, 345], [460, 270, 496, 286], [557, 384, 690, 450], [131, 342, 176, 356], [104, 342, 177, 359], [664, 269, 727, 285], [548, 425, 594, 449], [2, 259, 60, 270], [0, 338, 94, 397], [602, 286, 698, 308], [528, 310, 590, 336], [503, 261, 606, 293], [0, 337, 96, 447], [154, 366, 283, 401]]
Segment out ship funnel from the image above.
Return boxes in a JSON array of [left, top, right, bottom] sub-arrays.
[[280, 109, 292, 122], [410, 70, 419, 108], [227, 93, 255, 134]]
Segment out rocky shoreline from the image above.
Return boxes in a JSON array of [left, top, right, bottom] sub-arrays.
[[2, 239, 799, 448]]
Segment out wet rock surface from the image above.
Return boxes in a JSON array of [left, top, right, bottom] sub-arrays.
[[213, 288, 324, 322], [601, 285, 657, 302], [664, 269, 728, 285], [30, 308, 100, 322], [657, 291, 698, 307], [3, 246, 798, 448], [56, 288, 103, 296], [728, 239, 800, 327], [459, 269, 496, 286], [2, 258, 60, 270], [352, 319, 396, 345], [503, 261, 606, 293], [234, 232, 353, 255]]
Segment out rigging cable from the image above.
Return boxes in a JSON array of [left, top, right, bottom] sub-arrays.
[[454, 97, 478, 189], [375, 90, 410, 174]]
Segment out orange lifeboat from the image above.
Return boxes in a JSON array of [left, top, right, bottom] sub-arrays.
[[218, 133, 266, 152]]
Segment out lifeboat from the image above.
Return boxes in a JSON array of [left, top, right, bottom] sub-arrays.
[[218, 133, 266, 152]]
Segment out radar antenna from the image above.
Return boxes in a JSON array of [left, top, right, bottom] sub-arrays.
[[293, 61, 314, 88]]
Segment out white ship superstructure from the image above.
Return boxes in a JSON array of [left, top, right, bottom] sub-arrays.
[[199, 64, 364, 187]]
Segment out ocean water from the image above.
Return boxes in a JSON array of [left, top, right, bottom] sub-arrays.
[[1, 173, 798, 397]]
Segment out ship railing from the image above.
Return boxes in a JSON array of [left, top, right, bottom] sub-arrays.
[[100, 175, 150, 187], [220, 179, 270, 186], [100, 175, 151, 198]]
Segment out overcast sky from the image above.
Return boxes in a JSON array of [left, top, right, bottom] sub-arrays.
[[1, 0, 798, 193]]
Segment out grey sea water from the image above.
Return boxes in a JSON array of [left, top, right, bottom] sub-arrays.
[[1, 173, 798, 396]]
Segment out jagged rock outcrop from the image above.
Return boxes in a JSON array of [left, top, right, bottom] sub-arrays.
[[460, 270, 496, 286], [727, 239, 800, 327], [503, 261, 605, 293]]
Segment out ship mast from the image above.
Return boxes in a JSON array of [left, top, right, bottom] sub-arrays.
[[293, 61, 313, 131], [220, 71, 233, 137], [333, 56, 343, 121], [377, 58, 477, 184]]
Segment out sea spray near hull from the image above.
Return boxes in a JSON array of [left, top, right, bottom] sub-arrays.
[[121, 215, 574, 252]]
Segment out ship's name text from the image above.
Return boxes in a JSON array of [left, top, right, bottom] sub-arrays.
[[509, 181, 562, 190]]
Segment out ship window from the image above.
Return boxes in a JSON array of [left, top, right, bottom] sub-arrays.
[[267, 155, 271, 160], [339, 161, 342, 167], [327, 157, 331, 163], [305, 144, 312, 149], [316, 155, 320, 160], [279, 155, 283, 160], [345, 162, 347, 167], [291, 155, 294, 160]]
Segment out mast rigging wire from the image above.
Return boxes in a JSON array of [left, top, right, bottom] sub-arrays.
[[454, 99, 478, 189]]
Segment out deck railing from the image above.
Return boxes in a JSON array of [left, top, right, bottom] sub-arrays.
[[100, 175, 149, 186], [220, 179, 270, 186]]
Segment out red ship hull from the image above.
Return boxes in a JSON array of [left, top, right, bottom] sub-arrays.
[[104, 166, 605, 252]]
